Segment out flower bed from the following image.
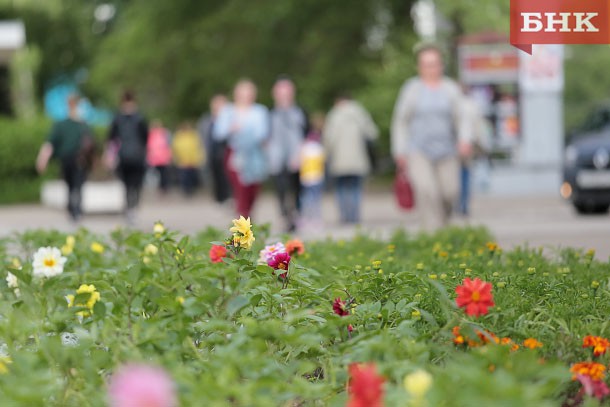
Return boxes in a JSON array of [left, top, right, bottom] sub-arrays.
[[0, 221, 608, 406]]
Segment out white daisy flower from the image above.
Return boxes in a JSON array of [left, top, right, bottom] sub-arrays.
[[32, 247, 67, 278], [6, 272, 18, 288], [258, 242, 286, 264]]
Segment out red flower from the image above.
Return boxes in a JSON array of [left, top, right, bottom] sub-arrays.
[[333, 298, 350, 317], [577, 374, 610, 400], [455, 277, 494, 317], [209, 245, 227, 263], [347, 363, 384, 407], [285, 239, 305, 256]]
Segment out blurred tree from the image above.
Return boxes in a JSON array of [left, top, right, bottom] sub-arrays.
[[88, 0, 417, 124]]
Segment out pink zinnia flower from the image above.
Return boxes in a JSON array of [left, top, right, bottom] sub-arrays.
[[258, 242, 286, 264], [577, 374, 610, 400], [268, 252, 291, 279], [108, 364, 177, 407]]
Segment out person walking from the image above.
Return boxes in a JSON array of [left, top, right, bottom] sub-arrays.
[[213, 79, 269, 218], [324, 93, 378, 224], [267, 77, 307, 232], [299, 112, 326, 229], [36, 94, 94, 222], [173, 121, 205, 197], [107, 91, 149, 223], [198, 94, 231, 204], [391, 44, 472, 231], [147, 119, 172, 195]]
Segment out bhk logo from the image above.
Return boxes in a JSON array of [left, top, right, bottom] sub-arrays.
[[511, 0, 609, 53]]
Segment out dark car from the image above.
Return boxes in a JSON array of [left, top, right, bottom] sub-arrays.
[[562, 104, 610, 214]]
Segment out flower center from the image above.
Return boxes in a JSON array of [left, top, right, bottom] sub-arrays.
[[44, 257, 56, 267], [471, 291, 480, 302], [278, 263, 286, 270]]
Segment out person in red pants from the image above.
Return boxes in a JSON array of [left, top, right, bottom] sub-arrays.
[[213, 79, 270, 218]]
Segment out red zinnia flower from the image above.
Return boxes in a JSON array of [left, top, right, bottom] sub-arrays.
[[455, 277, 494, 317], [347, 363, 384, 407], [209, 245, 227, 263], [285, 239, 305, 256], [333, 298, 350, 317]]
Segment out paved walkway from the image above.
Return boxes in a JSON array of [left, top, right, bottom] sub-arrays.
[[1, 189, 609, 260]]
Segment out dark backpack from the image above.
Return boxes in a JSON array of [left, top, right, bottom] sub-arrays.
[[117, 114, 146, 165]]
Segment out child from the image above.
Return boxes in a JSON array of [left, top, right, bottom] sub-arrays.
[[172, 122, 205, 197], [299, 113, 326, 228], [147, 119, 172, 194]]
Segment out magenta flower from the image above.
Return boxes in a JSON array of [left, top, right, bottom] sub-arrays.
[[577, 374, 610, 401], [108, 364, 177, 407], [268, 252, 291, 279]]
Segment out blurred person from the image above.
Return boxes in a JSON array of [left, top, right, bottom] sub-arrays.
[[213, 79, 269, 218], [173, 121, 205, 197], [198, 94, 231, 204], [299, 112, 326, 229], [36, 94, 94, 222], [391, 44, 471, 231], [459, 87, 492, 216], [324, 93, 378, 224], [107, 90, 149, 223], [267, 77, 308, 232], [147, 119, 172, 194]]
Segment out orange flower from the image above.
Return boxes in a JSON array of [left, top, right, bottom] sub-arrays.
[[523, 338, 543, 349], [285, 239, 305, 256], [486, 242, 498, 252], [571, 362, 606, 381], [500, 337, 519, 351], [452, 326, 465, 345], [583, 336, 610, 357], [455, 278, 495, 317]]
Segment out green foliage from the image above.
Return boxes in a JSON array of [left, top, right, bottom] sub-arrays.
[[0, 117, 55, 204], [1, 225, 608, 405]]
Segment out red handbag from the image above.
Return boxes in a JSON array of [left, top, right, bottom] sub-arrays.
[[394, 169, 414, 210]]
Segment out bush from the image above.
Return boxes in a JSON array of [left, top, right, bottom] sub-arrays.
[[0, 117, 53, 204], [0, 225, 607, 406]]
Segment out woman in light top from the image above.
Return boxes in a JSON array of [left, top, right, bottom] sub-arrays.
[[213, 79, 269, 218]]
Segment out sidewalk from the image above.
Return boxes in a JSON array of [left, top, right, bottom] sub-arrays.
[[1, 189, 609, 259]]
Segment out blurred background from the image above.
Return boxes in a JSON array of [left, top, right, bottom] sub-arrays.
[[0, 0, 609, 255]]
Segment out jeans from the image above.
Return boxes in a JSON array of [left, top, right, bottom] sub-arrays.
[[210, 142, 231, 203], [301, 183, 323, 222], [61, 159, 86, 221], [335, 175, 363, 224], [459, 164, 470, 215], [154, 165, 170, 193]]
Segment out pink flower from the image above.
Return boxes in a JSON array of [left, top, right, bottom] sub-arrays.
[[268, 252, 291, 279], [577, 374, 610, 401], [258, 242, 286, 264], [108, 364, 177, 407]]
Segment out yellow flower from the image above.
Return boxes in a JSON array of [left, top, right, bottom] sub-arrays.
[[230, 216, 255, 249], [142, 256, 151, 265], [61, 244, 73, 256], [416, 263, 424, 270], [411, 310, 421, 318], [404, 369, 433, 398], [176, 296, 185, 305], [10, 258, 22, 270], [372, 260, 382, 269], [144, 244, 158, 256], [66, 235, 75, 247], [428, 274, 437, 280], [0, 356, 12, 375], [153, 222, 166, 235], [527, 267, 536, 275], [486, 242, 498, 252], [592, 281, 600, 289], [67, 284, 101, 316], [90, 242, 104, 254]]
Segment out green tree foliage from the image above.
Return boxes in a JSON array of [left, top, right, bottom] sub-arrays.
[[88, 0, 416, 123]]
